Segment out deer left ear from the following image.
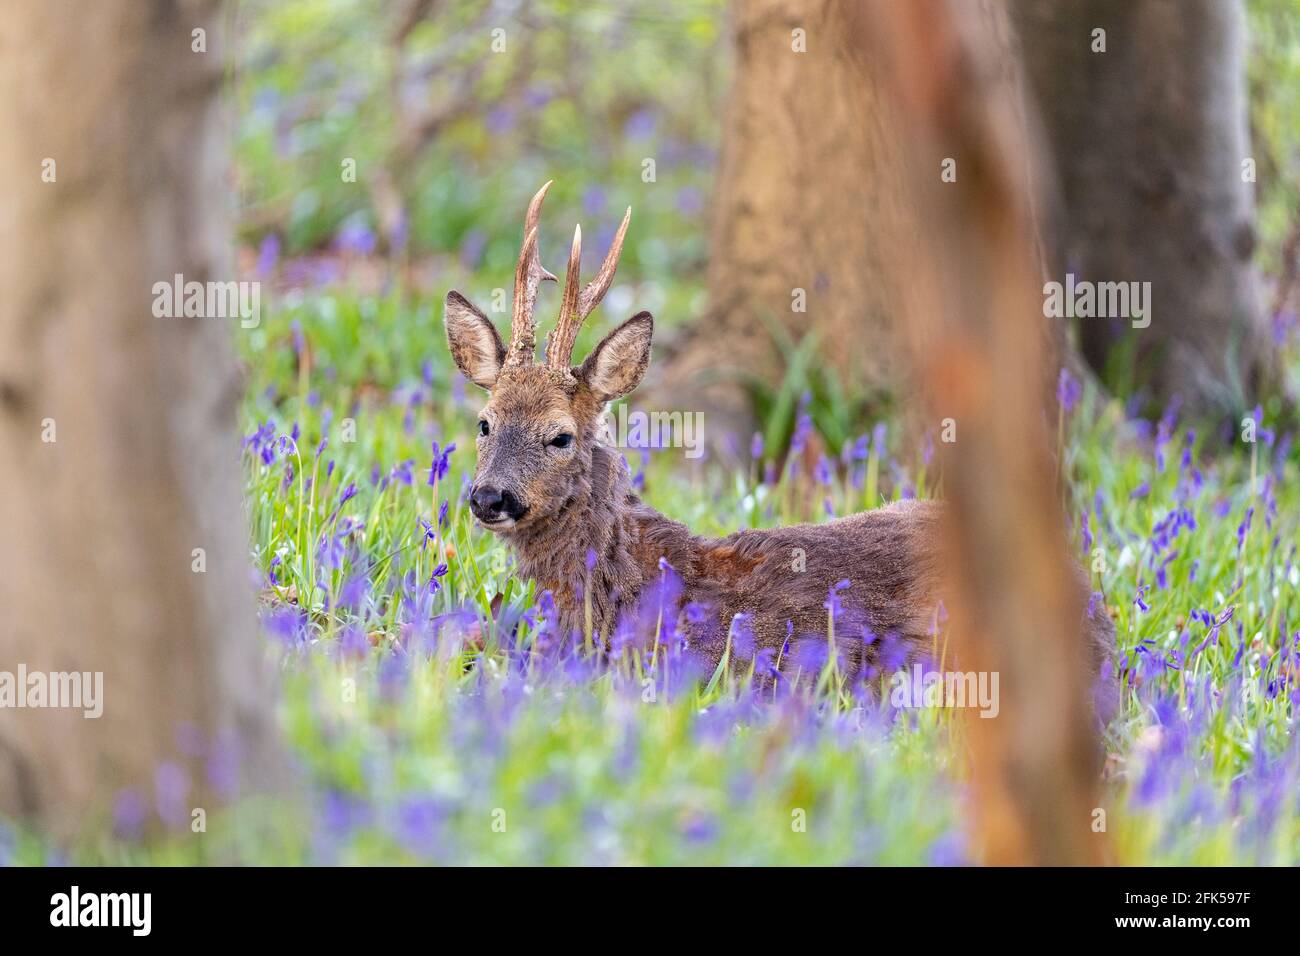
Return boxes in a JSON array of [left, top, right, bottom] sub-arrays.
[[578, 312, 653, 403], [445, 290, 505, 390]]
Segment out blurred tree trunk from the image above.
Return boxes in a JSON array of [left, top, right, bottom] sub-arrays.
[[862, 0, 1109, 866], [0, 0, 277, 840], [1012, 0, 1271, 414], [657, 0, 907, 453], [659, 0, 1054, 456]]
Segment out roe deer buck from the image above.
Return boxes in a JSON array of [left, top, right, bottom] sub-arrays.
[[444, 182, 1117, 708]]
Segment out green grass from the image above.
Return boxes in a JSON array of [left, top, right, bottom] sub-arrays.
[[4, 279, 1298, 866]]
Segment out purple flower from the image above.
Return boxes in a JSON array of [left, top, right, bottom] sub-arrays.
[[418, 517, 435, 548], [870, 422, 886, 457], [485, 105, 515, 135], [264, 606, 308, 647], [1130, 481, 1150, 500], [789, 402, 814, 459], [113, 789, 149, 841], [378, 653, 408, 700], [391, 459, 415, 486], [155, 762, 189, 829], [675, 186, 704, 216], [459, 229, 487, 270], [338, 574, 368, 611], [750, 432, 765, 461], [582, 186, 607, 216], [729, 613, 755, 660], [1057, 367, 1081, 414], [1086, 590, 1103, 617], [1251, 404, 1276, 447], [928, 830, 967, 866], [824, 579, 851, 618], [790, 638, 829, 672], [522, 85, 552, 109], [428, 562, 448, 594], [256, 234, 281, 277], [428, 442, 456, 484], [394, 796, 445, 856], [320, 789, 372, 840], [1236, 507, 1254, 551], [815, 455, 834, 486], [390, 213, 409, 253], [335, 219, 376, 256], [1134, 583, 1150, 614], [623, 108, 656, 140]]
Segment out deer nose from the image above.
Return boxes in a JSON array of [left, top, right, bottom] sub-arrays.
[[470, 485, 503, 520], [470, 485, 526, 523]]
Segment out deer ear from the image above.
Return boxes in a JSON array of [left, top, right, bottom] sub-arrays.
[[444, 291, 505, 390], [578, 312, 653, 403]]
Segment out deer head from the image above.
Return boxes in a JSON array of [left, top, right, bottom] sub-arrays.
[[444, 181, 653, 532]]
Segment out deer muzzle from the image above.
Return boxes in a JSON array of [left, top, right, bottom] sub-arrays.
[[469, 484, 528, 527]]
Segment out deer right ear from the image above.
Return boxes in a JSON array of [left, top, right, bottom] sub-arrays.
[[444, 291, 505, 390], [578, 312, 654, 403]]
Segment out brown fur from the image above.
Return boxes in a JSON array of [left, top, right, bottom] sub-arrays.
[[445, 293, 1117, 705], [444, 193, 1116, 712]]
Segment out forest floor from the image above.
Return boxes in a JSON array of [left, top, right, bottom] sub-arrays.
[[5, 276, 1298, 865]]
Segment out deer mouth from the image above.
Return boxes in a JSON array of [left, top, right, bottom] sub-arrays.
[[475, 507, 528, 531]]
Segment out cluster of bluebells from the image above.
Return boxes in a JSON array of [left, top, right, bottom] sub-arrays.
[[213, 337, 1300, 864]]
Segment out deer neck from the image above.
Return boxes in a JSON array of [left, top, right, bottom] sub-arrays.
[[504, 442, 681, 631]]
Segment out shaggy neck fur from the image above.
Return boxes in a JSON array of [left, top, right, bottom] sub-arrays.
[[504, 441, 697, 637]]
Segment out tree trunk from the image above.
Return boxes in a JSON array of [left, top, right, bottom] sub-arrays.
[[658, 0, 1053, 457], [862, 0, 1110, 866], [0, 0, 277, 841], [1012, 0, 1270, 415], [656, 0, 907, 454]]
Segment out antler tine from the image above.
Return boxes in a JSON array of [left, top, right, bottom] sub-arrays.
[[505, 181, 557, 368], [547, 224, 585, 367], [545, 206, 632, 368]]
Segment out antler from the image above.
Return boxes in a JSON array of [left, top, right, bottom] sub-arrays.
[[504, 181, 558, 368], [545, 206, 631, 368]]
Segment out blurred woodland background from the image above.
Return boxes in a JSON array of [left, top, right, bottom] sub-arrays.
[[2, 0, 1299, 865], [234, 0, 1300, 441]]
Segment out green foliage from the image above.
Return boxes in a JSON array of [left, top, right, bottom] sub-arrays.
[[1249, 0, 1300, 272], [7, 281, 1296, 865], [235, 0, 724, 286], [7, 0, 1300, 868]]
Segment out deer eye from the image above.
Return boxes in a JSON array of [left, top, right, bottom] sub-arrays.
[[548, 433, 573, 449], [478, 419, 490, 437]]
